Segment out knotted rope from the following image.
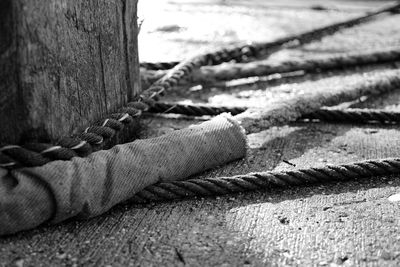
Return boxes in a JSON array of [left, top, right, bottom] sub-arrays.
[[130, 158, 400, 203], [149, 103, 400, 125], [1, 2, 399, 168]]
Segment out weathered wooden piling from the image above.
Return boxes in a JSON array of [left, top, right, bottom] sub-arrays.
[[0, 0, 140, 144]]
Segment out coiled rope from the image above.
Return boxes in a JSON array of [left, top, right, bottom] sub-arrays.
[[1, 3, 399, 169], [130, 158, 400, 203], [149, 103, 400, 125]]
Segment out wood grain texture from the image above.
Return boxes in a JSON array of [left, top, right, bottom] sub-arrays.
[[0, 0, 140, 144]]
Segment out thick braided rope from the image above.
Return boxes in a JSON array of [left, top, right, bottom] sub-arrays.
[[142, 49, 400, 85], [150, 103, 400, 125], [1, 3, 399, 169], [140, 2, 400, 71], [130, 158, 400, 203], [0, 106, 146, 168]]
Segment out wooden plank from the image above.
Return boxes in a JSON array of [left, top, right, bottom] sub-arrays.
[[0, 0, 140, 144]]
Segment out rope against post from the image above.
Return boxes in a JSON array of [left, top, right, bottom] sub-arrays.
[[131, 158, 400, 203], [1, 2, 399, 168], [0, 114, 248, 236], [2, 68, 400, 168]]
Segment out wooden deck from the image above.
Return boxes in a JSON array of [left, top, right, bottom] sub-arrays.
[[1, 1, 400, 266]]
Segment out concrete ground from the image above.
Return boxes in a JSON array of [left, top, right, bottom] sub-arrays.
[[1, 0, 400, 266]]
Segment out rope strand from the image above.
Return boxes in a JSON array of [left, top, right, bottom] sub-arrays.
[[234, 70, 400, 133], [150, 102, 400, 125], [130, 158, 400, 203], [141, 49, 400, 85]]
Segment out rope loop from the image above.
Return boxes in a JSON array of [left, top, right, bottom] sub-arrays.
[[119, 107, 142, 118], [0, 152, 18, 168], [84, 126, 116, 139], [23, 143, 77, 160], [79, 132, 104, 146], [109, 113, 133, 124], [57, 137, 91, 156], [1, 146, 50, 167], [128, 102, 150, 111], [99, 118, 124, 131]]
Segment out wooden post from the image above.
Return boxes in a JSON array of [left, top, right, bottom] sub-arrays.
[[0, 0, 140, 144]]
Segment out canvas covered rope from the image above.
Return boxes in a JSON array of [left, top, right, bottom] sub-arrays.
[[1, 68, 400, 236], [1, 2, 399, 169], [0, 114, 247, 236], [235, 69, 400, 133]]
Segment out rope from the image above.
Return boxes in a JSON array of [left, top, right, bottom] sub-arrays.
[[300, 108, 400, 124], [130, 158, 400, 203], [235, 70, 400, 133], [1, 3, 399, 169], [0, 109, 144, 168], [149, 102, 400, 125], [142, 49, 400, 85], [149, 102, 246, 116], [2, 68, 399, 169]]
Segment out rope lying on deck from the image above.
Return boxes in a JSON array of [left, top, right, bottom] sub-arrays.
[[1, 2, 399, 169], [149, 103, 400, 125], [234, 70, 400, 133], [142, 48, 400, 86], [2, 69, 400, 168], [131, 158, 400, 203], [2, 4, 400, 237]]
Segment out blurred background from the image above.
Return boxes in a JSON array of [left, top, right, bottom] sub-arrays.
[[137, 0, 400, 109], [138, 0, 397, 62]]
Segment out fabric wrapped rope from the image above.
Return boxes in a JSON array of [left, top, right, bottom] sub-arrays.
[[0, 114, 247, 236], [235, 69, 400, 133]]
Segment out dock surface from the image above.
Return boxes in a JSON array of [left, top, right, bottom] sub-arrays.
[[1, 1, 400, 266]]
